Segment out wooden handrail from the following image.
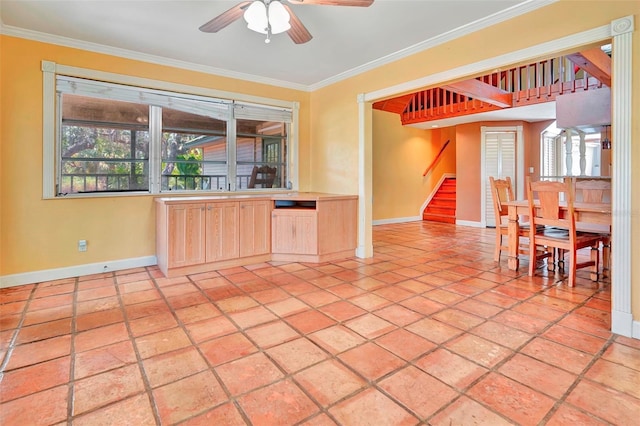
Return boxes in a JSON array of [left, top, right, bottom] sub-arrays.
[[422, 140, 450, 176]]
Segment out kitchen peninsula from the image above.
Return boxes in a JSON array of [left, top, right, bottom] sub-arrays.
[[156, 193, 357, 277]]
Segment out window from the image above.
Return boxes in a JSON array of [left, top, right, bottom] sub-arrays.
[[541, 122, 562, 177], [236, 120, 287, 189], [59, 95, 150, 194], [161, 107, 228, 191], [52, 73, 294, 196]]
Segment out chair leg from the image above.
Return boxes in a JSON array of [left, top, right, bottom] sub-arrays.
[[590, 244, 600, 282], [494, 232, 502, 263], [602, 238, 611, 278], [547, 247, 556, 272], [528, 240, 536, 277], [568, 249, 577, 287], [557, 249, 566, 270]]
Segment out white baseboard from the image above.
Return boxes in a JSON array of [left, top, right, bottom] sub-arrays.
[[0, 256, 157, 288], [455, 220, 485, 228], [372, 216, 422, 226]]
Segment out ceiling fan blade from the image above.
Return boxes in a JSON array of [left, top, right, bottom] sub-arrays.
[[287, 0, 374, 6], [284, 4, 313, 44], [199, 1, 252, 33]]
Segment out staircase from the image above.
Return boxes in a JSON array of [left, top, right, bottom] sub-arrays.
[[423, 177, 456, 224]]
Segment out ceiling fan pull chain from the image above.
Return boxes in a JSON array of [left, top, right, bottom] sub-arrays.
[[265, 0, 272, 43]]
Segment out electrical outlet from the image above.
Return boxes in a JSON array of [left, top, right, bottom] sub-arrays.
[[78, 240, 87, 252]]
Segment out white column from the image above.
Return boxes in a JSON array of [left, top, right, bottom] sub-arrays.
[[610, 15, 634, 337], [356, 94, 373, 258]]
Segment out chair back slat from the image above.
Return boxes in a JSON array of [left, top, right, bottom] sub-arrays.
[[538, 191, 560, 221], [527, 178, 576, 233], [489, 176, 515, 226], [575, 179, 611, 203]]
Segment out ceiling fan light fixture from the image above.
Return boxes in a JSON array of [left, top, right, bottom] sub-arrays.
[[268, 1, 291, 34], [244, 1, 268, 34]]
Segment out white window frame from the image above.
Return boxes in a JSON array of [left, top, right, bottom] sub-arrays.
[[42, 61, 299, 198]]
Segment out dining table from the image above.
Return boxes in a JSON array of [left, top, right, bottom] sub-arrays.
[[502, 199, 612, 273]]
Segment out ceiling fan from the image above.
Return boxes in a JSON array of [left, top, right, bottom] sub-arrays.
[[199, 0, 374, 44]]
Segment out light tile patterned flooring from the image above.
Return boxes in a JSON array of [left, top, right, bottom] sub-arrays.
[[1, 222, 639, 425]]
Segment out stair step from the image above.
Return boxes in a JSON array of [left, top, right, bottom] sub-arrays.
[[423, 213, 456, 224], [423, 177, 456, 224], [436, 191, 456, 199], [425, 206, 456, 215], [429, 199, 456, 208]]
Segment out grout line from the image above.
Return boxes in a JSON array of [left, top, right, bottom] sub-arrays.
[[111, 271, 164, 425], [0, 284, 38, 374], [66, 276, 80, 424]]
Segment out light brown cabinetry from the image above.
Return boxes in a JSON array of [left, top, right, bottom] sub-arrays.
[[156, 194, 356, 277], [205, 202, 239, 262], [272, 209, 317, 255], [271, 197, 357, 262], [156, 198, 272, 277], [167, 203, 206, 268], [239, 200, 271, 257]]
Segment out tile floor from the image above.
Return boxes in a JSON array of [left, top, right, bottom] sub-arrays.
[[1, 221, 639, 425]]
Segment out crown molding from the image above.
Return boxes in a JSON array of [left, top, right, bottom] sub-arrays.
[[0, 23, 310, 92], [308, 0, 557, 91]]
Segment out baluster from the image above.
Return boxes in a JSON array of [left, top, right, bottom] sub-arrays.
[[411, 94, 415, 119], [536, 61, 541, 98], [559, 57, 565, 95], [579, 131, 586, 175], [565, 129, 573, 175], [545, 59, 551, 96]]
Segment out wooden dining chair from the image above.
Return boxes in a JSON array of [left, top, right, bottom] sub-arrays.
[[248, 165, 277, 189], [489, 176, 530, 262], [575, 179, 611, 276], [526, 177, 603, 287]]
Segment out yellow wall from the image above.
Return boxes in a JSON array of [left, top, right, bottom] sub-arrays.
[[0, 36, 311, 276], [372, 111, 455, 220]]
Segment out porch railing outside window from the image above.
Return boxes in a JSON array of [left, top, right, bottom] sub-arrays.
[[56, 76, 292, 196]]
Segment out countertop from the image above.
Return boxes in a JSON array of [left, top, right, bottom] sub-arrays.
[[155, 192, 357, 204]]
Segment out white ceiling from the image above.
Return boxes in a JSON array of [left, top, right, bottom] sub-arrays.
[[0, 0, 552, 90]]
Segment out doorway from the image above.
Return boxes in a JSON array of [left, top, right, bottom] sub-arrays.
[[361, 16, 634, 337], [481, 126, 523, 227]]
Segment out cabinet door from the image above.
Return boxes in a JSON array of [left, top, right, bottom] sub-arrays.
[[205, 202, 239, 262], [295, 213, 317, 255], [168, 204, 206, 268], [272, 209, 317, 255], [239, 200, 271, 257]]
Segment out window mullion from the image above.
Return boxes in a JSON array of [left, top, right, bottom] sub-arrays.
[[228, 116, 237, 191], [149, 105, 162, 193]]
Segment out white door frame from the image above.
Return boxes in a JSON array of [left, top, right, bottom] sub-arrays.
[[480, 125, 524, 227], [360, 16, 635, 338]]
